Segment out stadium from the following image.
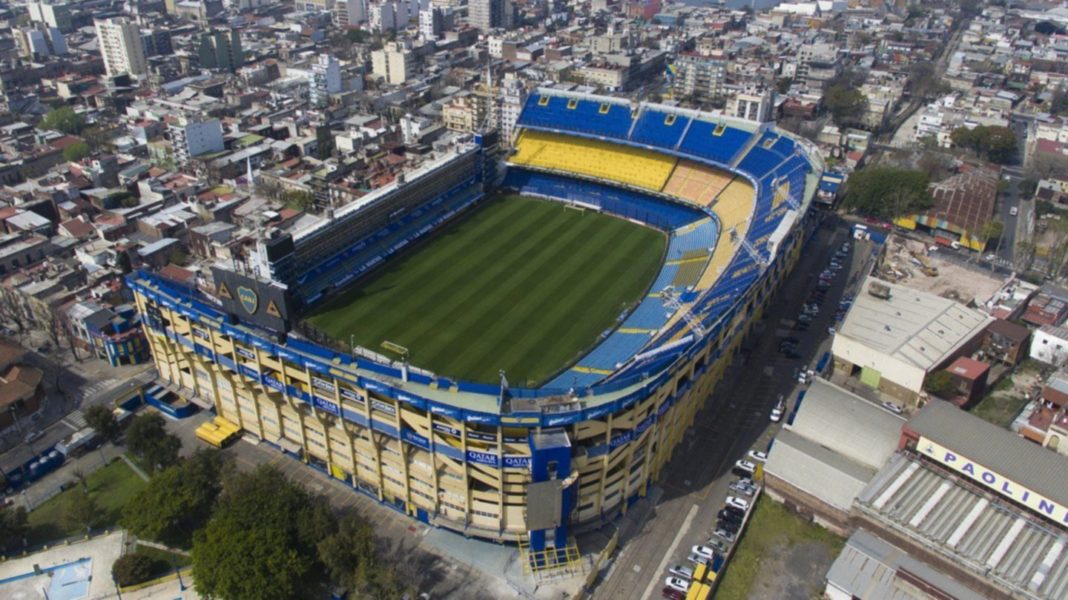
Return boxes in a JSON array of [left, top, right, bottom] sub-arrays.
[[127, 90, 823, 563]]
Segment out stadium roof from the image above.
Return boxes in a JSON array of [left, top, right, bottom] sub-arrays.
[[906, 399, 1068, 509], [765, 429, 876, 511], [826, 528, 986, 600], [837, 278, 992, 371], [788, 378, 904, 470]]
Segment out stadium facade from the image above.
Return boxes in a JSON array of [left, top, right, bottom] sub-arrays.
[[128, 90, 823, 557]]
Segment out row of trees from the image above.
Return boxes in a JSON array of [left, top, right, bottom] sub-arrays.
[[87, 404, 408, 599], [115, 450, 407, 600], [949, 125, 1018, 164], [842, 166, 933, 219]]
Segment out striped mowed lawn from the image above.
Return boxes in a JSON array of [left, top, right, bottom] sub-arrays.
[[304, 195, 667, 386]]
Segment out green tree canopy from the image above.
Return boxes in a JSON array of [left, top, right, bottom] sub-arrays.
[[40, 106, 86, 135], [126, 413, 182, 474], [823, 84, 868, 127], [950, 126, 1018, 164], [62, 141, 91, 162], [981, 219, 1005, 243], [85, 404, 121, 443], [191, 466, 336, 600], [282, 189, 315, 212], [843, 167, 932, 219], [122, 450, 228, 548], [924, 370, 957, 397], [0, 504, 28, 552], [112, 553, 157, 586], [319, 514, 407, 599], [65, 486, 100, 533]]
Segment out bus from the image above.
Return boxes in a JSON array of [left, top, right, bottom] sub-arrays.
[[195, 416, 241, 448]]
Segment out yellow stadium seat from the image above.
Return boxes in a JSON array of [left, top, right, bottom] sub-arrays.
[[511, 131, 676, 191]]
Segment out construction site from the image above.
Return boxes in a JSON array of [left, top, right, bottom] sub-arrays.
[[874, 235, 1005, 308]]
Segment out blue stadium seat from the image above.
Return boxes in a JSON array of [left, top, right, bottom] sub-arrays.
[[738, 146, 784, 178], [677, 120, 754, 166], [502, 169, 704, 230], [518, 95, 634, 140], [630, 111, 691, 149]]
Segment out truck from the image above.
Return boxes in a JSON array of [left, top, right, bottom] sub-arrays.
[[56, 428, 101, 458]]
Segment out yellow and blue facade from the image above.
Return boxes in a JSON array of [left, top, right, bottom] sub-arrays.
[[129, 94, 823, 556]]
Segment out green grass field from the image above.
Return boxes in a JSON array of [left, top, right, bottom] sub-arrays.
[[304, 195, 667, 386], [26, 458, 147, 546]]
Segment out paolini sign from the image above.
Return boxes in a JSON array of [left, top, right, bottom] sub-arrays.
[[919, 436, 1068, 525]]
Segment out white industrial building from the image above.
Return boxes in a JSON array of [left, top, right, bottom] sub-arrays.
[[831, 278, 993, 406], [1030, 324, 1068, 366], [763, 378, 905, 535]]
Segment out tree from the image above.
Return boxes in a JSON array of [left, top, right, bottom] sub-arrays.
[[122, 450, 228, 548], [0, 504, 28, 552], [65, 486, 100, 533], [40, 106, 86, 135], [318, 514, 407, 599], [843, 167, 932, 219], [924, 370, 957, 397], [282, 189, 315, 212], [823, 85, 868, 127], [62, 141, 91, 162], [950, 126, 1018, 164], [980, 219, 1004, 244], [85, 405, 121, 443], [191, 466, 335, 600], [126, 413, 182, 473], [112, 553, 157, 587]]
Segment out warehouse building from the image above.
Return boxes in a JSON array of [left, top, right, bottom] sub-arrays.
[[825, 528, 985, 600], [831, 278, 993, 407], [763, 378, 904, 535], [850, 401, 1068, 600]]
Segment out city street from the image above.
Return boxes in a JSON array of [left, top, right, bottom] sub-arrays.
[[592, 217, 874, 599]]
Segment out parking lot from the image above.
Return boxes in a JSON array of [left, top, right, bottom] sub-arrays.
[[593, 216, 875, 600]]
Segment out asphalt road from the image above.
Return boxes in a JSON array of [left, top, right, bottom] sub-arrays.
[[592, 217, 872, 600]]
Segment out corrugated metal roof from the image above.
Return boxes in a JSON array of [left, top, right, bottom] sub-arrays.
[[826, 528, 986, 600], [838, 278, 992, 370], [907, 400, 1068, 508], [765, 429, 875, 511], [789, 378, 905, 470]]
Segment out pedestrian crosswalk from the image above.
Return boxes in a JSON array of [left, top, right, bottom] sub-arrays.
[[62, 410, 87, 431], [76, 379, 118, 401]]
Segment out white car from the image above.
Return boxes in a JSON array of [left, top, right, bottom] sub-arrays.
[[726, 496, 750, 511], [747, 450, 768, 463], [770, 406, 783, 422], [734, 459, 756, 474], [687, 552, 709, 565], [669, 564, 694, 580], [729, 480, 757, 496], [665, 577, 690, 593], [1010, 206, 1018, 216], [691, 544, 716, 560], [881, 401, 904, 415]]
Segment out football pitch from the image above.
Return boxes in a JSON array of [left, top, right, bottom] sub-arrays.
[[304, 195, 667, 386]]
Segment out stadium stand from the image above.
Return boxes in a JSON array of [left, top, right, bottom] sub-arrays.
[[629, 109, 692, 148], [661, 160, 734, 207], [512, 130, 677, 192], [668, 218, 717, 258], [502, 169, 703, 230], [696, 179, 755, 290], [677, 119, 756, 166], [518, 94, 635, 140], [300, 187, 482, 300]]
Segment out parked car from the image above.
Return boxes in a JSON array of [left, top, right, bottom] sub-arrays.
[[662, 586, 686, 600], [691, 544, 716, 560], [24, 431, 43, 444], [713, 528, 737, 543], [770, 406, 783, 422], [747, 450, 768, 463], [717, 519, 740, 533], [881, 401, 903, 415], [665, 577, 689, 593], [669, 564, 694, 580], [729, 480, 756, 496], [719, 508, 744, 522], [687, 552, 709, 566], [734, 460, 756, 475], [726, 496, 750, 511], [722, 504, 746, 518]]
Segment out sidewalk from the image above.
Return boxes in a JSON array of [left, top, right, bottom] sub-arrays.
[[11, 443, 123, 511]]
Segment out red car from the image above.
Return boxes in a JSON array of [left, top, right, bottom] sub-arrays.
[[662, 586, 686, 600]]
